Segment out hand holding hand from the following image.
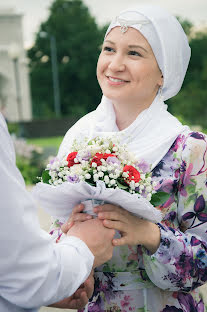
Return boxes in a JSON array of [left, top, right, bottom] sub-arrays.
[[67, 217, 115, 268], [48, 271, 94, 309], [94, 204, 161, 254], [61, 203, 92, 233]]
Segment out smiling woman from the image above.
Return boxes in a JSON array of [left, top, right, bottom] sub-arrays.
[[97, 27, 163, 129], [34, 4, 207, 312]]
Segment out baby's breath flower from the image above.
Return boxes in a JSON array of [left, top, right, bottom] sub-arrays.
[[146, 185, 152, 193], [93, 173, 99, 182], [98, 171, 104, 178], [104, 175, 110, 184], [101, 166, 107, 172], [147, 194, 152, 201], [85, 173, 91, 179], [122, 172, 129, 178]]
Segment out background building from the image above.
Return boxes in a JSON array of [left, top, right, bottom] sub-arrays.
[[0, 8, 32, 122]]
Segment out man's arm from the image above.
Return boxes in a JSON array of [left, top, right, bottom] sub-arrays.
[[0, 115, 114, 310], [0, 117, 93, 309]]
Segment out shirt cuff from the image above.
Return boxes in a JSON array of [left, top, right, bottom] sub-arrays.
[[60, 235, 94, 264]]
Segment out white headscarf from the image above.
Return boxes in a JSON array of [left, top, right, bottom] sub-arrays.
[[59, 5, 190, 169], [105, 5, 191, 101]]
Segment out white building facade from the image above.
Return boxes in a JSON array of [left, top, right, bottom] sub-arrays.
[[0, 8, 32, 122]]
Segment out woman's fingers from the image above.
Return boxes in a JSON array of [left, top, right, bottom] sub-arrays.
[[98, 210, 126, 223], [94, 204, 127, 216], [112, 236, 128, 246], [61, 203, 92, 233], [72, 203, 85, 215], [102, 219, 125, 231]]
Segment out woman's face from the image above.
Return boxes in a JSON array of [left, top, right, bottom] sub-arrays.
[[97, 27, 163, 108]]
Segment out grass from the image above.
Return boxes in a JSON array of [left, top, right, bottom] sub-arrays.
[[27, 136, 63, 151]]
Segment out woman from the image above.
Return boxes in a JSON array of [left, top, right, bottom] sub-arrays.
[[52, 5, 207, 312]]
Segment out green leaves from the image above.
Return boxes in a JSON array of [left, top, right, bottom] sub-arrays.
[[150, 191, 170, 207], [42, 170, 51, 184], [116, 181, 128, 190]]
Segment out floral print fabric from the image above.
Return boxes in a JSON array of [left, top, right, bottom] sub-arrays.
[[51, 131, 207, 311]]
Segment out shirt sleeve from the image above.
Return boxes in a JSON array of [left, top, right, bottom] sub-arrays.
[[142, 132, 207, 292], [0, 116, 94, 309]]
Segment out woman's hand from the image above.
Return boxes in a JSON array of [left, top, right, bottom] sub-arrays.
[[61, 203, 92, 232], [94, 204, 161, 254]]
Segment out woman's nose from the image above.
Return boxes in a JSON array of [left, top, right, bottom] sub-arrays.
[[108, 54, 125, 72]]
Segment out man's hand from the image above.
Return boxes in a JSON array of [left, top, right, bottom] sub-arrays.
[[48, 272, 94, 309], [64, 217, 115, 268]]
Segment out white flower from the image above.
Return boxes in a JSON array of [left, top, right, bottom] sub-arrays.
[[110, 179, 116, 185], [139, 184, 144, 191], [147, 194, 152, 201], [98, 171, 104, 178], [92, 162, 97, 168], [122, 172, 128, 178], [70, 164, 83, 175], [85, 173, 91, 179], [104, 175, 110, 184], [101, 166, 107, 172], [146, 185, 152, 193], [129, 180, 135, 190], [93, 173, 99, 182]]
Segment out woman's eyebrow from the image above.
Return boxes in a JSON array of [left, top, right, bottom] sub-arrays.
[[104, 40, 115, 45], [128, 45, 148, 52]]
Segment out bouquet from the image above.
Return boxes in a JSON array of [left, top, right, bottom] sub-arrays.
[[33, 137, 168, 223]]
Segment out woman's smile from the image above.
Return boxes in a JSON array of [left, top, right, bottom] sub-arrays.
[[106, 75, 130, 86]]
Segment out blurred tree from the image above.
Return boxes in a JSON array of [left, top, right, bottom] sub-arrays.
[[167, 19, 207, 129], [28, 0, 104, 118]]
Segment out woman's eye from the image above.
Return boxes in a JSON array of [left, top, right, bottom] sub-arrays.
[[103, 46, 114, 52], [128, 50, 141, 56]]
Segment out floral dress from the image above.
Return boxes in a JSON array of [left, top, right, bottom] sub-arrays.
[[51, 130, 207, 312]]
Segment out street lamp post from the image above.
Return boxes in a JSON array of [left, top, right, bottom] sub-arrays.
[[40, 32, 61, 117], [8, 43, 24, 136]]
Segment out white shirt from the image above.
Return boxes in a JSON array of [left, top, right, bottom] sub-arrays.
[[0, 114, 94, 311]]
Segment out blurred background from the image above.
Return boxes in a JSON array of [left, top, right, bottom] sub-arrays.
[[0, 0, 206, 310], [0, 0, 206, 185]]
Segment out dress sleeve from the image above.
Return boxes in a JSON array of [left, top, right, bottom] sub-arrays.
[[142, 132, 207, 292], [0, 118, 94, 309]]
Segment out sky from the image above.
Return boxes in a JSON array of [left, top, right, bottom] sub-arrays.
[[0, 0, 207, 48]]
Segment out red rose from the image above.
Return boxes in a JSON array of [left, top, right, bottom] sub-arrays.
[[91, 153, 116, 166], [67, 151, 79, 167], [123, 165, 141, 184]]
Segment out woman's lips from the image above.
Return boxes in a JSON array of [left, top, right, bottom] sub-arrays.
[[107, 76, 129, 85]]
